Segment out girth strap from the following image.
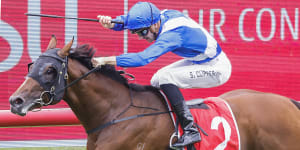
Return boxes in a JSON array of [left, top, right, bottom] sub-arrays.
[[86, 111, 170, 134]]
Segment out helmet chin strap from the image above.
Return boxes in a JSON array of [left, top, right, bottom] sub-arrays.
[[150, 21, 160, 40], [153, 32, 158, 40]]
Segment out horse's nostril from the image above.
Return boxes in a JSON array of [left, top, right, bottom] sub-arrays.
[[13, 98, 24, 105]]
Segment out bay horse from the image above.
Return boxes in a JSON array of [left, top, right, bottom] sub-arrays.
[[9, 36, 300, 150]]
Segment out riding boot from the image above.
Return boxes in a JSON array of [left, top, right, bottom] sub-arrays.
[[160, 84, 201, 148]]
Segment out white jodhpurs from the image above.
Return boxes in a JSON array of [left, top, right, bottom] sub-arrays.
[[150, 51, 232, 89]]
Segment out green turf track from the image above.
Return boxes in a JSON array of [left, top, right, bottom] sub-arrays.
[[4, 147, 85, 150]]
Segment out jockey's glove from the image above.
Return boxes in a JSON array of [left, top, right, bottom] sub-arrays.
[[93, 56, 116, 67], [97, 15, 115, 29]]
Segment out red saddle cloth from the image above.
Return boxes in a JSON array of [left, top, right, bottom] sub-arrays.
[[173, 97, 240, 150]]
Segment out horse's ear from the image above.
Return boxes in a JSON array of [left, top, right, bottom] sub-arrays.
[[58, 36, 74, 57], [47, 35, 57, 50]]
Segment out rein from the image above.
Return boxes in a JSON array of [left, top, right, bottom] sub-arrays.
[[67, 66, 171, 134], [31, 52, 171, 134], [63, 67, 171, 134], [64, 67, 171, 134], [57, 66, 99, 94]]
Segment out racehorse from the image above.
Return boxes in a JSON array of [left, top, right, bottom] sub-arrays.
[[9, 36, 300, 150]]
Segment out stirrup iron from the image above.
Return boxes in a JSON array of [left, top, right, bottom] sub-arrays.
[[169, 132, 184, 150]]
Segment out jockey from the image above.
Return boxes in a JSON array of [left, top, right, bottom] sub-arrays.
[[93, 1, 232, 148]]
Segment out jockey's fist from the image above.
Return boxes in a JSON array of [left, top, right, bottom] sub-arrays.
[[92, 56, 117, 67], [97, 15, 115, 29]]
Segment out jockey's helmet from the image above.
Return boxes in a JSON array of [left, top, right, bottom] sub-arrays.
[[125, 2, 161, 30]]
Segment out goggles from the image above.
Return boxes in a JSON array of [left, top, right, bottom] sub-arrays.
[[130, 27, 150, 36]]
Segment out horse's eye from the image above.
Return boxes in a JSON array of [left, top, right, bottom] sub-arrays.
[[43, 67, 57, 84], [46, 67, 56, 74]]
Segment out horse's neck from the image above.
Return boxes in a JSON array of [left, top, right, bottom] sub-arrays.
[[65, 60, 131, 131]]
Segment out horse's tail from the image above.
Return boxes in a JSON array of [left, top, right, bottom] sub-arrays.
[[290, 99, 300, 110]]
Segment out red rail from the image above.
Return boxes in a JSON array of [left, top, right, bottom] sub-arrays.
[[0, 108, 80, 127]]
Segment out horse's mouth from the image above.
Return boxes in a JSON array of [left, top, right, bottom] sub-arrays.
[[10, 102, 40, 116]]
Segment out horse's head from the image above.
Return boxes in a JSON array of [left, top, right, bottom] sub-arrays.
[[9, 35, 73, 116]]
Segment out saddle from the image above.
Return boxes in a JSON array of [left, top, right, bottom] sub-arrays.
[[186, 99, 209, 109]]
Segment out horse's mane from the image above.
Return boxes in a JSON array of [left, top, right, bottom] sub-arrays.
[[68, 44, 162, 97]]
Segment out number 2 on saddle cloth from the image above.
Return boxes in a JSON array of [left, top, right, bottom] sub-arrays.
[[169, 97, 240, 150]]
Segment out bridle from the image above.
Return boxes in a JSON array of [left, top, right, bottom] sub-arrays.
[[27, 48, 100, 107]]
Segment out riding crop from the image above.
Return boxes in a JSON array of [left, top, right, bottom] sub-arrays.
[[25, 13, 124, 24]]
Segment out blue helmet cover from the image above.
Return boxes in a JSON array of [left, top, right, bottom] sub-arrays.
[[125, 2, 161, 30]]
